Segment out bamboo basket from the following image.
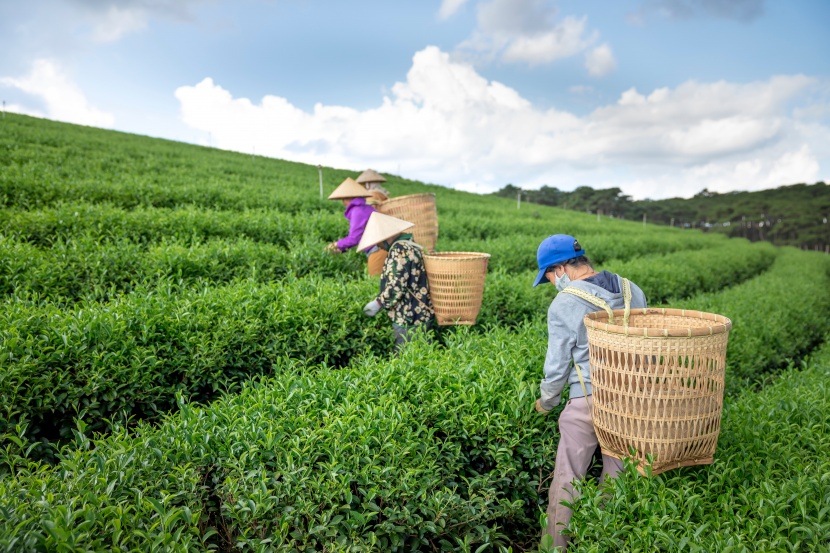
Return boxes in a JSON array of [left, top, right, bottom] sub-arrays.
[[424, 252, 490, 326], [583, 308, 732, 475], [378, 193, 438, 252]]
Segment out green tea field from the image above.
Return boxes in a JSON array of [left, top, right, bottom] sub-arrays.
[[1, 113, 828, 552]]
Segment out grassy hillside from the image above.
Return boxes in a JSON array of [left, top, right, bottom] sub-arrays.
[[1, 113, 828, 552]]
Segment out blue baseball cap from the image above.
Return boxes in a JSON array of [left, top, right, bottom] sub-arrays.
[[533, 234, 586, 287]]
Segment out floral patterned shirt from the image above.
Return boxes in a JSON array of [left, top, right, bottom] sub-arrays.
[[377, 236, 435, 327]]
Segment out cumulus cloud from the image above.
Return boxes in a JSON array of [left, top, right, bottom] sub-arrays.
[[456, 0, 600, 67], [175, 46, 827, 199], [0, 59, 115, 127], [585, 44, 616, 76]]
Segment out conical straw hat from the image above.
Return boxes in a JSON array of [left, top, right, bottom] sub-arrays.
[[328, 177, 373, 200], [355, 169, 387, 184], [357, 212, 415, 252]]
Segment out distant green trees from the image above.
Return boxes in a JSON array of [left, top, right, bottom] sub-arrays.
[[493, 182, 830, 249]]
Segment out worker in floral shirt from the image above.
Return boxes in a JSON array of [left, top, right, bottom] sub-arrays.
[[358, 212, 435, 350]]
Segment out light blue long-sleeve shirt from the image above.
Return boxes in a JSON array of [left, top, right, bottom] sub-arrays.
[[540, 273, 648, 410]]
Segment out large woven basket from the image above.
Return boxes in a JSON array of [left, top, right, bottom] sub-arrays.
[[584, 308, 732, 475], [424, 252, 490, 326], [378, 193, 438, 252]]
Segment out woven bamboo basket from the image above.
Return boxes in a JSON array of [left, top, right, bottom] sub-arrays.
[[583, 308, 732, 475], [378, 193, 438, 252], [424, 252, 490, 326]]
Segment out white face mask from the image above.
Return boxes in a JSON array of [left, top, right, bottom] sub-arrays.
[[554, 268, 571, 291]]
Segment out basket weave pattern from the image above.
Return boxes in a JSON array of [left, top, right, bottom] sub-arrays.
[[584, 308, 731, 475], [378, 194, 438, 252], [424, 252, 490, 326]]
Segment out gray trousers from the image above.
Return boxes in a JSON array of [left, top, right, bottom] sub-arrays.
[[546, 396, 623, 551]]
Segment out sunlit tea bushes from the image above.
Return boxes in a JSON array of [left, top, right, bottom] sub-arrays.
[[0, 276, 390, 455], [3, 112, 830, 551], [0, 203, 344, 248], [0, 114, 351, 213], [678, 248, 830, 394], [4, 256, 830, 550], [0, 241, 793, 455], [0, 233, 365, 303], [565, 341, 830, 553], [0, 327, 555, 552], [603, 239, 778, 304]]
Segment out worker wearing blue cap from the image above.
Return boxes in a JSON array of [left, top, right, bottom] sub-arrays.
[[533, 234, 647, 551]]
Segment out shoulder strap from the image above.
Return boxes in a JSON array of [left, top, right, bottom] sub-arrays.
[[397, 239, 422, 250], [560, 286, 615, 323], [559, 277, 632, 327]]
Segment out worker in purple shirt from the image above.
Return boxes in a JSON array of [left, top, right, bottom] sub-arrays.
[[326, 178, 385, 275]]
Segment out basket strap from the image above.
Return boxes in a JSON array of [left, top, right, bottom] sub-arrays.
[[398, 239, 422, 250], [560, 277, 633, 328], [622, 278, 632, 328], [573, 364, 594, 422], [560, 287, 614, 323]]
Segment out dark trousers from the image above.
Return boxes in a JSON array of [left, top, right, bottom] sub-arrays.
[[392, 322, 433, 352]]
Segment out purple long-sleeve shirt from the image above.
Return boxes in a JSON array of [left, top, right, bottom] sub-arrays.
[[336, 197, 376, 252]]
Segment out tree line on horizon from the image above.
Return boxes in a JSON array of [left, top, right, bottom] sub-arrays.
[[492, 181, 830, 250]]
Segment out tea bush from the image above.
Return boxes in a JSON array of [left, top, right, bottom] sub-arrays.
[[0, 327, 554, 552], [603, 239, 777, 304], [3, 112, 829, 551], [0, 114, 350, 213], [3, 252, 829, 549], [565, 340, 830, 553], [678, 248, 830, 394], [0, 276, 391, 455], [0, 203, 344, 248], [0, 233, 365, 303]]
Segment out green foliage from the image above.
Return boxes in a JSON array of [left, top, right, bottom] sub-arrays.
[[566, 341, 830, 552], [1, 111, 829, 552], [0, 233, 365, 304], [1, 328, 555, 551], [604, 239, 778, 304], [679, 248, 830, 394], [0, 276, 391, 457]]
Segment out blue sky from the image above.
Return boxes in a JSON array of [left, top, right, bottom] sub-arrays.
[[1, 0, 828, 199]]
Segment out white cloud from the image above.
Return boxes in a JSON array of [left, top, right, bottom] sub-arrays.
[[585, 44, 616, 76], [501, 16, 594, 65], [86, 4, 150, 42], [175, 46, 828, 199], [438, 0, 469, 20], [0, 59, 114, 127], [456, 0, 600, 67]]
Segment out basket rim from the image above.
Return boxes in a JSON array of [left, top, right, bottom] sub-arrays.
[[424, 251, 491, 260], [379, 193, 436, 205], [584, 307, 732, 337]]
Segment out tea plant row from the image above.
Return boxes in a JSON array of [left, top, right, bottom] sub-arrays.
[[0, 233, 364, 304], [0, 225, 769, 306], [2, 249, 828, 550], [0, 241, 786, 455], [565, 340, 830, 552], [1, 326, 552, 552]]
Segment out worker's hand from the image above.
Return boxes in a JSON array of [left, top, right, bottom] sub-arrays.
[[363, 299, 382, 317], [325, 242, 340, 254], [535, 399, 550, 414]]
